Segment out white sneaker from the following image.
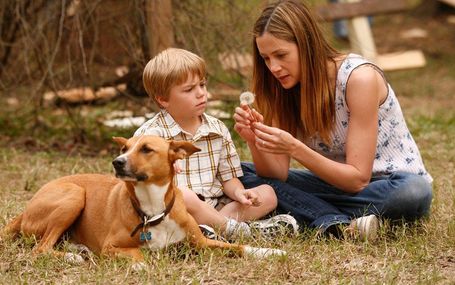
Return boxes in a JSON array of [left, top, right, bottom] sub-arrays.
[[249, 214, 299, 237], [348, 214, 379, 241], [224, 219, 252, 240], [198, 224, 227, 242], [199, 224, 217, 240]]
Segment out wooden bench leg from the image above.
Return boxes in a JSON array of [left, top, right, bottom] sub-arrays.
[[340, 0, 426, 71], [341, 0, 378, 60]]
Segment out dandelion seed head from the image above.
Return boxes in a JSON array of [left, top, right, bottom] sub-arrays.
[[240, 91, 255, 105]]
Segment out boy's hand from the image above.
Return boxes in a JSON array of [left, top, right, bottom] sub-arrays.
[[234, 188, 262, 207]]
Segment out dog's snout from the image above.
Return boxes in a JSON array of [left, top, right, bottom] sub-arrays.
[[112, 157, 126, 169]]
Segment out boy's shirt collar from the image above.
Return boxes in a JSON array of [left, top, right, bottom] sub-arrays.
[[159, 109, 224, 140]]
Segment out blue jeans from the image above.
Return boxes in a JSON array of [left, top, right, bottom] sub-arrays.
[[239, 162, 432, 232]]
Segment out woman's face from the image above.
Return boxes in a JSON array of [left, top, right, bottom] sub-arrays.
[[256, 32, 301, 89]]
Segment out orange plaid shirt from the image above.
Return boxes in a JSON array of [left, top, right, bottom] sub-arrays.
[[134, 110, 243, 207]]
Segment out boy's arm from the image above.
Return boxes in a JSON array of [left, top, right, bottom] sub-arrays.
[[221, 178, 261, 206], [215, 119, 260, 205]]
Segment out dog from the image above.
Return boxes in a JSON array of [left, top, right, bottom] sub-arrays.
[[1, 135, 285, 269]]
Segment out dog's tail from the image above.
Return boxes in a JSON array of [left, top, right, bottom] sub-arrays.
[[1, 213, 23, 240]]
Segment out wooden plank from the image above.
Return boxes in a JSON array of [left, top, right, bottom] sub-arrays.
[[438, 0, 455, 7], [374, 50, 426, 71], [343, 0, 378, 60], [316, 0, 426, 71], [346, 17, 377, 60], [315, 0, 409, 22]]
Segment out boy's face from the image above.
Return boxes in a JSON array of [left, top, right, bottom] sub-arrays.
[[157, 73, 208, 121]]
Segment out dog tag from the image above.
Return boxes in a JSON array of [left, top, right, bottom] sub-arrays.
[[140, 231, 152, 241]]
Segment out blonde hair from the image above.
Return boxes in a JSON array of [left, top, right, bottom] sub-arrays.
[[143, 48, 207, 107], [252, 0, 340, 143]]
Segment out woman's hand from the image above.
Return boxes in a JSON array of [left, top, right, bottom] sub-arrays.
[[252, 122, 299, 156], [233, 103, 264, 143]]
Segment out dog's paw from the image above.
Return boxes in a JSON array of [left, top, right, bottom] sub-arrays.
[[131, 261, 147, 272], [64, 252, 85, 264], [244, 246, 287, 258]]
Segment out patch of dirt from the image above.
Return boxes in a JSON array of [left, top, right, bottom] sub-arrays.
[[437, 250, 455, 282]]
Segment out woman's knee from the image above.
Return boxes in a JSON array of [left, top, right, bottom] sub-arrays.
[[388, 173, 433, 219], [399, 175, 432, 202], [407, 175, 432, 216]]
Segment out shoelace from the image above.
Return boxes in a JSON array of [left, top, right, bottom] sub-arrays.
[[253, 221, 294, 237]]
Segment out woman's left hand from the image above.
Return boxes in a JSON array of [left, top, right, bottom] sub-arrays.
[[252, 122, 299, 155]]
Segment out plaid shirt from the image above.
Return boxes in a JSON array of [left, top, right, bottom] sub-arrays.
[[134, 110, 243, 207]]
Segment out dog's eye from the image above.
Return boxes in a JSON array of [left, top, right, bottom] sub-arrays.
[[141, 146, 153, 154], [121, 146, 128, 153]]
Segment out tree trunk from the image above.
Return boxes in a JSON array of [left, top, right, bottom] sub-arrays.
[[145, 0, 174, 58]]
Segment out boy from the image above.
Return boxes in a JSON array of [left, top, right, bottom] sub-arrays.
[[134, 48, 298, 239]]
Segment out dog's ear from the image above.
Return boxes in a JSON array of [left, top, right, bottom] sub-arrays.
[[168, 141, 201, 161], [112, 137, 128, 146]]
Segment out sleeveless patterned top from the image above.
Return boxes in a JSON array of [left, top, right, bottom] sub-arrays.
[[304, 54, 432, 183]]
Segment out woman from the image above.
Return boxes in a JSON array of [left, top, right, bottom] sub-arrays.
[[234, 0, 432, 240]]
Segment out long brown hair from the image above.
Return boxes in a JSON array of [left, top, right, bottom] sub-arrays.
[[252, 0, 339, 143]]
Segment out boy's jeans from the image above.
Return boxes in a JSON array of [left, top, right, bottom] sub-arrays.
[[239, 162, 432, 232]]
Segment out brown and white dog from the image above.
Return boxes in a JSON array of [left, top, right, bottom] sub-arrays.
[[1, 135, 285, 269]]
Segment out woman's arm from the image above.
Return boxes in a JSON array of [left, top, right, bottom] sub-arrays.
[[234, 104, 290, 180], [246, 138, 290, 181], [252, 67, 386, 193]]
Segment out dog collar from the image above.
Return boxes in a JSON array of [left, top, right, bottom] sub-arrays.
[[130, 193, 175, 239]]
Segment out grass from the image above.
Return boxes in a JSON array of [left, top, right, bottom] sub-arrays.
[[1, 105, 454, 284], [1, 11, 455, 285]]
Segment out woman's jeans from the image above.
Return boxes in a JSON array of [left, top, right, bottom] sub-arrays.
[[239, 162, 432, 232]]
